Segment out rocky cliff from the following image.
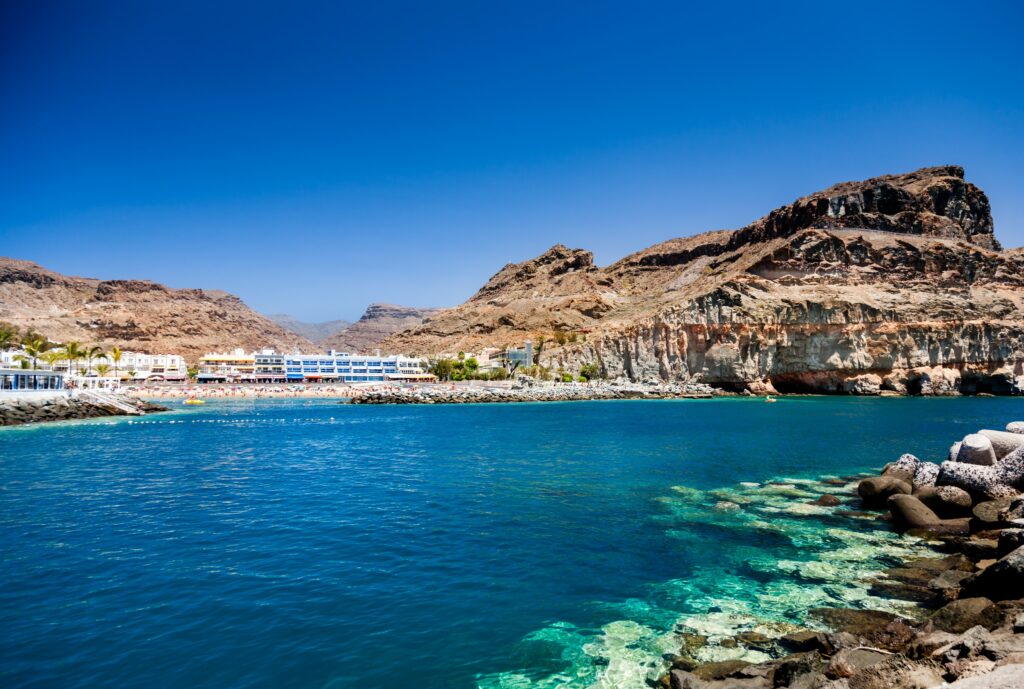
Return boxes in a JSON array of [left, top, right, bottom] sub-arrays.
[[321, 303, 440, 353], [383, 166, 1024, 394], [0, 258, 314, 360]]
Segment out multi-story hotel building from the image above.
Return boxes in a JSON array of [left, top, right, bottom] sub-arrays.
[[200, 349, 432, 384], [110, 352, 189, 381], [197, 349, 256, 383]]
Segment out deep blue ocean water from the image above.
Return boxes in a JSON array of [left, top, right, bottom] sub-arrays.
[[1, 397, 1022, 689]]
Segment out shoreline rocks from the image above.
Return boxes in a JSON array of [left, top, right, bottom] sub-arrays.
[[0, 393, 167, 427], [657, 419, 1024, 689], [348, 382, 717, 405]]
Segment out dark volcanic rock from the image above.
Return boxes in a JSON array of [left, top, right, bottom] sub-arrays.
[[960, 546, 1024, 601], [808, 608, 914, 651], [858, 477, 911, 507], [928, 597, 1003, 633]]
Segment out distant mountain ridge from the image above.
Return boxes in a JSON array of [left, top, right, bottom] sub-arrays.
[[0, 258, 314, 360], [266, 314, 352, 345], [322, 303, 440, 353]]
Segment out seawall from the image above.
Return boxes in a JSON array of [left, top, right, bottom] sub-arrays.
[[0, 392, 167, 427]]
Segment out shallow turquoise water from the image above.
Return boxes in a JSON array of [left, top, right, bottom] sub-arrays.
[[1, 397, 1021, 689]]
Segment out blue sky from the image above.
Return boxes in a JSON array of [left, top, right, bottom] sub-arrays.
[[2, 1, 1022, 321]]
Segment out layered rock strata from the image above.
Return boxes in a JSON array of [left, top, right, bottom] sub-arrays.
[[384, 166, 1024, 395]]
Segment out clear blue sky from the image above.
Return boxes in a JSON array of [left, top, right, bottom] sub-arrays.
[[2, 1, 1022, 321]]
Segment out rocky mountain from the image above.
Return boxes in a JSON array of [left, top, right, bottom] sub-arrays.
[[266, 314, 351, 345], [383, 166, 1024, 394], [322, 303, 440, 353], [0, 258, 314, 360]]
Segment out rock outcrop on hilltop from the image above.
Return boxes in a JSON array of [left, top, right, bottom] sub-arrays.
[[383, 166, 1024, 394], [0, 258, 314, 360], [322, 303, 439, 353]]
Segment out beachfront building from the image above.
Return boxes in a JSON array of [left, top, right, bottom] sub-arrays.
[[254, 350, 286, 383], [100, 351, 188, 381], [0, 368, 65, 394], [197, 349, 256, 383], [282, 351, 432, 383], [503, 341, 534, 372]]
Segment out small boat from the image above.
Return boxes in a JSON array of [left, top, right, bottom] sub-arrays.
[[765, 395, 777, 403], [183, 398, 206, 405]]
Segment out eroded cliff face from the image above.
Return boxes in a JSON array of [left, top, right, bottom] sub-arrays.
[[384, 166, 1024, 394]]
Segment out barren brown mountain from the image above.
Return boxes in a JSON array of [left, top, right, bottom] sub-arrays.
[[0, 258, 313, 360], [383, 166, 1024, 394]]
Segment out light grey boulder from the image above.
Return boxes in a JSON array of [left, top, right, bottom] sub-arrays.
[[956, 434, 998, 465], [940, 662, 1024, 688], [1006, 421, 1024, 435], [882, 453, 919, 482], [995, 446, 1024, 490], [937, 462, 1003, 500], [979, 429, 1024, 460], [912, 461, 940, 490]]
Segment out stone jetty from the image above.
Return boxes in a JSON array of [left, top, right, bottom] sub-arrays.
[[0, 392, 167, 426], [349, 382, 716, 404], [659, 420, 1024, 689]]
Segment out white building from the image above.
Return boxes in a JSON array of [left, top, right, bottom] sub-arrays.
[[198, 349, 433, 384]]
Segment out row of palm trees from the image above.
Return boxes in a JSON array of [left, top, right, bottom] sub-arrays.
[[1, 324, 126, 378]]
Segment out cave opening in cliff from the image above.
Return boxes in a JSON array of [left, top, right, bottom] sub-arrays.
[[768, 376, 826, 394]]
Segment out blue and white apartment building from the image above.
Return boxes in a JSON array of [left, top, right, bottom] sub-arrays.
[[204, 349, 433, 384]]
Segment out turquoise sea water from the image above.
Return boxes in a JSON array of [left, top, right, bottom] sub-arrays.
[[1, 397, 1021, 689]]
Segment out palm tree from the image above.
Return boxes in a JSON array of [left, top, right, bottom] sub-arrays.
[[110, 346, 123, 379], [0, 324, 18, 352], [95, 363, 111, 378], [84, 345, 104, 376], [62, 342, 85, 376], [41, 351, 62, 371], [14, 336, 52, 370]]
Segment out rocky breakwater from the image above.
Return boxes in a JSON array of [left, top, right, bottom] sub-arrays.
[[658, 420, 1024, 689], [0, 393, 167, 426], [349, 382, 715, 404]]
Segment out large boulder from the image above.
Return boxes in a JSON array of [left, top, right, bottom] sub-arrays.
[[858, 476, 911, 507], [995, 447, 1024, 490], [980, 429, 1024, 459], [940, 658, 1024, 687], [998, 529, 1024, 557], [928, 597, 1003, 633], [912, 461, 940, 490], [888, 494, 969, 533], [882, 454, 919, 482], [960, 546, 1024, 601], [1006, 421, 1024, 435], [956, 434, 997, 465], [915, 485, 974, 518], [936, 462, 1017, 501], [1000, 496, 1024, 523]]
